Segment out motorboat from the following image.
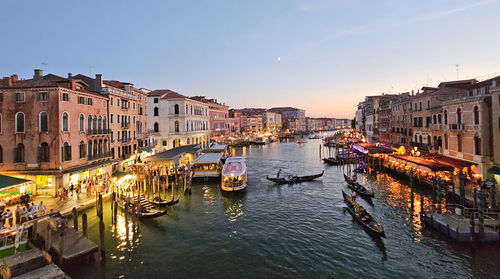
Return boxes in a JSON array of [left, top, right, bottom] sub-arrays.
[[221, 157, 248, 191]]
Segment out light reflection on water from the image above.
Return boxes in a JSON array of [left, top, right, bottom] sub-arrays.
[[67, 141, 500, 279]]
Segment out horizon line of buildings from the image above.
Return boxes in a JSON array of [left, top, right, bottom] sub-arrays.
[[0, 69, 348, 196], [354, 75, 500, 186]]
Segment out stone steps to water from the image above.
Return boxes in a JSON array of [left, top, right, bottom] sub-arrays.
[[4, 247, 65, 278], [12, 263, 65, 279]]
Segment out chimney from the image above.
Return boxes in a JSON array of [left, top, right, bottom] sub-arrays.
[[34, 69, 43, 79], [68, 73, 73, 79], [11, 74, 18, 83], [1, 77, 12, 87], [95, 74, 103, 91]]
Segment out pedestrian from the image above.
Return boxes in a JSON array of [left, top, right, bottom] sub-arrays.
[[69, 183, 74, 197], [15, 205, 21, 225], [38, 201, 46, 216], [0, 210, 5, 229], [277, 169, 282, 178], [352, 190, 357, 202], [30, 202, 37, 219], [76, 184, 81, 199], [20, 206, 28, 223], [6, 209, 13, 227]]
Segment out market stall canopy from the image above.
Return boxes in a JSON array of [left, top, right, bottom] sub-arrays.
[[0, 175, 32, 190], [389, 155, 454, 172], [431, 155, 478, 169], [208, 144, 228, 153], [140, 147, 153, 153], [143, 144, 202, 163], [489, 166, 500, 175], [354, 143, 394, 154], [112, 171, 132, 179], [193, 153, 223, 164]]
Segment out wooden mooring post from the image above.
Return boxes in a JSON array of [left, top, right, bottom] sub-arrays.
[[82, 213, 88, 238], [72, 207, 78, 230]]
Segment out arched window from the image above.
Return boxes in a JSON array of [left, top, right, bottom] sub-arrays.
[[62, 142, 71, 161], [437, 136, 442, 148], [174, 104, 179, 115], [104, 139, 108, 153], [62, 112, 69, 132], [79, 141, 86, 158], [79, 114, 85, 132], [154, 122, 159, 132], [473, 106, 479, 125], [103, 116, 107, 130], [40, 112, 48, 132], [432, 115, 437, 124], [98, 116, 102, 131], [186, 120, 189, 131], [438, 114, 442, 124], [175, 121, 179, 132], [88, 140, 92, 157], [92, 116, 97, 131], [457, 135, 462, 152], [14, 143, 24, 163], [187, 138, 190, 144], [186, 105, 188, 114], [444, 134, 448, 149], [444, 110, 448, 125], [39, 142, 50, 162], [0, 145, 3, 163], [154, 107, 159, 116], [15, 112, 25, 133], [457, 108, 462, 124], [88, 115, 92, 131], [474, 136, 481, 155], [419, 135, 423, 143]]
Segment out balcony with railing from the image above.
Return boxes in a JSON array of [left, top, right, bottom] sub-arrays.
[[88, 151, 113, 161], [429, 124, 444, 130], [448, 123, 465, 130], [87, 128, 110, 135], [120, 137, 132, 143]]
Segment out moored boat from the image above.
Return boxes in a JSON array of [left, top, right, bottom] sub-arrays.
[[342, 190, 385, 238], [266, 171, 324, 184], [117, 196, 168, 219], [192, 152, 223, 180], [221, 157, 248, 191], [343, 174, 374, 198]]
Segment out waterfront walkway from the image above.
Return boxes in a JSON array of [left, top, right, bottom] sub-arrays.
[[5, 192, 110, 227]]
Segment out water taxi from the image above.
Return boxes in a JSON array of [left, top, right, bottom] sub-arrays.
[[221, 157, 248, 191], [192, 153, 224, 180]]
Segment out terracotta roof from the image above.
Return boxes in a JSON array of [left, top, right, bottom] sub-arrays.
[[148, 89, 186, 99], [103, 80, 131, 89], [0, 73, 88, 90]]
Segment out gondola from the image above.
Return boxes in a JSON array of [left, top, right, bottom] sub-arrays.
[[266, 171, 324, 184], [342, 190, 385, 238], [117, 197, 168, 219], [343, 174, 374, 198], [323, 157, 341, 165], [148, 196, 180, 206]]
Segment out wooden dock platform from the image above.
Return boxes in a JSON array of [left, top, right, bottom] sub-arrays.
[[35, 218, 98, 264], [424, 213, 499, 242]]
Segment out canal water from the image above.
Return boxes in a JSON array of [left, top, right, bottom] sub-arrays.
[[68, 140, 499, 279]]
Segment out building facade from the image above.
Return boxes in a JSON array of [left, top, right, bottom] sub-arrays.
[[0, 70, 112, 195], [269, 107, 306, 132], [191, 97, 229, 142], [147, 90, 210, 151]]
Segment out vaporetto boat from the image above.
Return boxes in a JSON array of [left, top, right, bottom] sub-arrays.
[[221, 157, 248, 192]]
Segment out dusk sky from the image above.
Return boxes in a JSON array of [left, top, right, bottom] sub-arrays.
[[2, 0, 500, 118]]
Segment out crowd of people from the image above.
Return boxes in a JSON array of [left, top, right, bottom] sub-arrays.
[[0, 201, 45, 229], [58, 175, 111, 201]]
